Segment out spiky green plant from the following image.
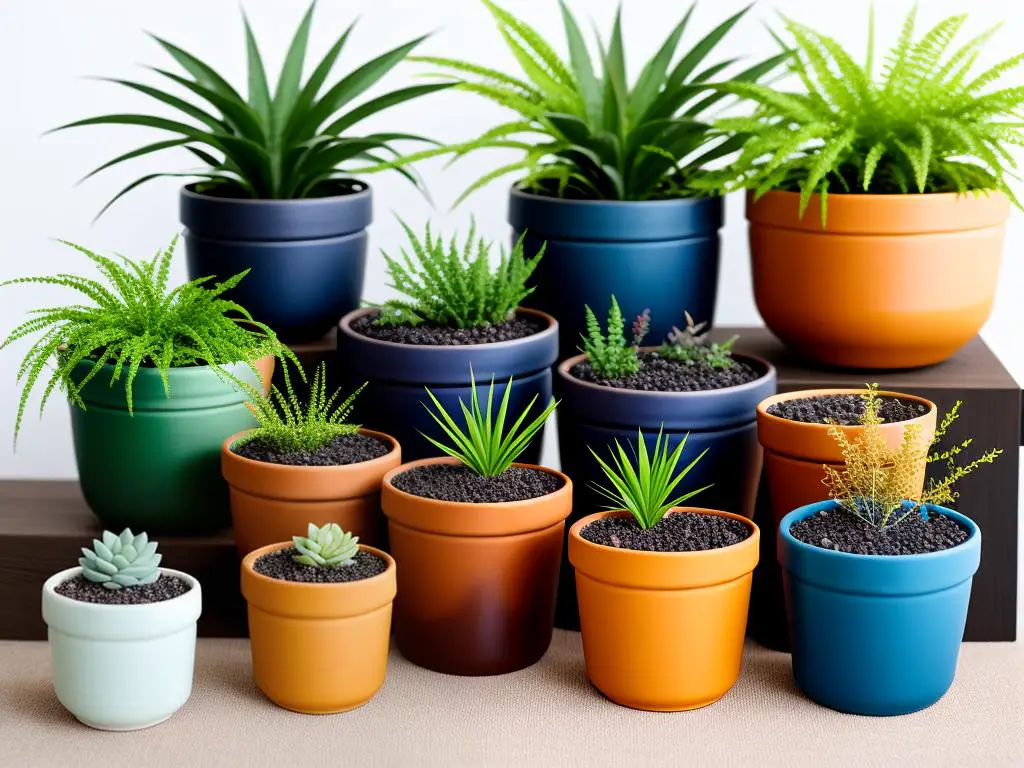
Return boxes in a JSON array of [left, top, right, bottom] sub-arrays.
[[51, 2, 451, 216], [589, 428, 711, 529], [79, 529, 161, 590], [660, 311, 737, 369], [421, 371, 558, 477], [581, 296, 646, 378], [292, 522, 359, 568], [1, 236, 286, 445], [376, 221, 544, 328]]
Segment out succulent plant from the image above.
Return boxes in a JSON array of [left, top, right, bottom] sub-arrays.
[[79, 529, 161, 590], [292, 522, 359, 568], [660, 311, 738, 369]]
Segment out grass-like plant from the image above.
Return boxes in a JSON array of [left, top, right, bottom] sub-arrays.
[[293, 522, 359, 568], [823, 383, 1003, 529], [376, 221, 544, 328], [52, 2, 451, 216], [421, 371, 557, 477], [1, 236, 286, 444], [581, 297, 648, 378], [659, 311, 737, 369], [589, 428, 711, 529]]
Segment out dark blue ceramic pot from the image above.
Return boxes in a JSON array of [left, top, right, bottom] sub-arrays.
[[337, 308, 559, 463], [181, 183, 372, 343], [554, 352, 776, 629], [508, 187, 723, 361]]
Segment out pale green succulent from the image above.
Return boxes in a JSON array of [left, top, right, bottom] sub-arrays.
[[292, 523, 359, 568], [79, 529, 161, 590]]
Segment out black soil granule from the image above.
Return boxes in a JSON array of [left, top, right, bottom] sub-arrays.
[[55, 574, 192, 605], [254, 548, 388, 583], [232, 433, 390, 467], [570, 352, 763, 392], [789, 506, 970, 555], [580, 512, 751, 553], [351, 311, 544, 346], [390, 463, 564, 503], [767, 394, 928, 425]]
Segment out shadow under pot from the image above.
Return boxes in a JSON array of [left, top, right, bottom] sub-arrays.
[[779, 501, 981, 716], [180, 182, 372, 343], [509, 186, 723, 361], [221, 428, 401, 559], [554, 350, 776, 629], [569, 509, 759, 711], [381, 457, 572, 676], [337, 307, 559, 463], [70, 357, 273, 535]]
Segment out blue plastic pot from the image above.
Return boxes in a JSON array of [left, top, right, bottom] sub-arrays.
[[181, 183, 372, 343], [554, 352, 776, 629], [779, 501, 981, 716], [337, 308, 559, 463], [508, 187, 723, 361]]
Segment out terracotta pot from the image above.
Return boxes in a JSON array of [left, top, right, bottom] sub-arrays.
[[222, 428, 401, 557], [748, 190, 1008, 368], [240, 542, 396, 714], [569, 509, 759, 711], [381, 457, 571, 676]]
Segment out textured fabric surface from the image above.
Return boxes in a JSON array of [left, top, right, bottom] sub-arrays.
[[1, 632, 1021, 767]]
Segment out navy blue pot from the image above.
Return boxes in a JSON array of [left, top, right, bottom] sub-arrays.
[[554, 352, 776, 629], [508, 187, 723, 361], [337, 308, 559, 463], [181, 183, 372, 342]]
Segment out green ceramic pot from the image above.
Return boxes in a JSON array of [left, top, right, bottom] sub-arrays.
[[69, 359, 267, 534]]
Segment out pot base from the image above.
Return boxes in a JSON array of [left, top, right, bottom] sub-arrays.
[[590, 679, 732, 712], [75, 712, 174, 732], [258, 692, 372, 715]]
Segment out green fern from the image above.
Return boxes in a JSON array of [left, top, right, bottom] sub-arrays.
[[581, 296, 647, 379]]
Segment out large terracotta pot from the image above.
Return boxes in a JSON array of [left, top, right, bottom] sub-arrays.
[[748, 190, 1008, 368], [569, 509, 759, 711], [381, 457, 572, 676], [222, 428, 401, 558]]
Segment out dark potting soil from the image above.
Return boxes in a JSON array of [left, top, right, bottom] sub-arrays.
[[766, 393, 928, 425], [570, 351, 763, 392], [581, 512, 752, 552], [232, 433, 390, 467], [352, 311, 544, 346], [194, 179, 366, 199], [390, 463, 564, 503], [789, 505, 970, 555], [253, 548, 388, 583], [55, 574, 192, 605]]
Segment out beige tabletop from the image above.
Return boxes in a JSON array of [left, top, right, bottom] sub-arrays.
[[1, 632, 1021, 768]]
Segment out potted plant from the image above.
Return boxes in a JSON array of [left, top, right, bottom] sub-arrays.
[[241, 522, 396, 713], [1, 237, 282, 533], [555, 296, 774, 627], [52, 3, 451, 342], [709, 8, 1021, 368], [338, 221, 558, 463], [569, 430, 758, 711], [42, 528, 202, 730], [222, 361, 401, 558], [380, 374, 570, 676], [779, 386, 1001, 715]]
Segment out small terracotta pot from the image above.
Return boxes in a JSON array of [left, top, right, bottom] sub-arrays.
[[569, 509, 759, 711], [240, 542, 396, 714], [222, 429, 400, 557], [381, 457, 572, 676], [756, 389, 937, 526]]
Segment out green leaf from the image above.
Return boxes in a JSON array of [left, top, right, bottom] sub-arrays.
[[243, 13, 272, 124], [274, 2, 317, 126], [558, 0, 600, 125], [630, 5, 693, 120]]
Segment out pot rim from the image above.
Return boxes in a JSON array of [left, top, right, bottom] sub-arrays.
[[747, 188, 1006, 204], [569, 508, 758, 559], [71, 356, 263, 377], [509, 182, 723, 207], [240, 542, 395, 588], [222, 427, 400, 473], [756, 388, 937, 431], [181, 180, 371, 205], [42, 566, 200, 611]]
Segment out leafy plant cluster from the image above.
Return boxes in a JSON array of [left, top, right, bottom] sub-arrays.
[[581, 296, 647, 378], [661, 312, 737, 369], [79, 529, 162, 590], [293, 522, 359, 568]]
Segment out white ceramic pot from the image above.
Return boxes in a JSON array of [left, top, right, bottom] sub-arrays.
[[41, 566, 202, 731]]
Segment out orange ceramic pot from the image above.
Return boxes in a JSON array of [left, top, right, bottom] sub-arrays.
[[240, 542, 396, 714], [757, 389, 937, 526], [569, 509, 759, 711], [222, 429, 400, 557], [748, 190, 1009, 368], [381, 457, 572, 676]]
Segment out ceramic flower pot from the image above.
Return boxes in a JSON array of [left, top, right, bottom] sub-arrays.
[[70, 357, 273, 535], [779, 501, 981, 715], [381, 457, 572, 676], [337, 307, 558, 463], [222, 428, 401, 558], [240, 542, 396, 714], [569, 509, 759, 711], [181, 183, 372, 343], [748, 190, 1009, 368], [42, 566, 202, 731], [509, 187, 724, 360]]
